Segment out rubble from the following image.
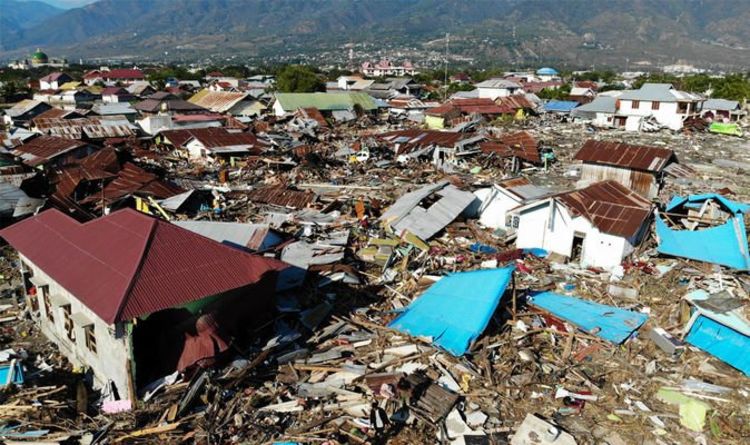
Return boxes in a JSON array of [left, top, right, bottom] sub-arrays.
[[1, 68, 750, 445]]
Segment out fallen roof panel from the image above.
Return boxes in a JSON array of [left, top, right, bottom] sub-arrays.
[[529, 291, 648, 344], [389, 266, 515, 356]]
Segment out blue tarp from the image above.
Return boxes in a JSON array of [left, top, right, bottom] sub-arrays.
[[544, 100, 579, 113], [529, 292, 648, 344], [685, 315, 750, 376], [389, 266, 514, 356], [656, 194, 750, 270], [684, 289, 750, 376], [0, 361, 24, 386]]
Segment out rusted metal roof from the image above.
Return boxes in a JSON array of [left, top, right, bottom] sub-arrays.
[[556, 180, 652, 238], [0, 208, 286, 323], [295, 107, 329, 128], [480, 131, 541, 163], [13, 136, 86, 166], [102, 68, 145, 80], [80, 162, 184, 206], [32, 107, 81, 122], [161, 128, 264, 152], [574, 140, 675, 173], [247, 185, 316, 209], [189, 90, 249, 113], [426, 98, 506, 116], [378, 129, 474, 154], [33, 116, 135, 140]]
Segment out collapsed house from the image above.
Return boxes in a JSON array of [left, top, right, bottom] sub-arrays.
[[655, 194, 750, 270], [513, 180, 653, 269], [1, 208, 286, 402], [377, 129, 485, 168], [479, 130, 546, 171], [380, 181, 478, 241], [573, 140, 677, 199]]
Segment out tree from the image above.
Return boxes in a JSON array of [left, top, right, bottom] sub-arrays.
[[275, 65, 325, 92]]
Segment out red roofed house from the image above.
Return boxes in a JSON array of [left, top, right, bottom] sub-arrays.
[[512, 180, 653, 270], [2, 208, 286, 401], [573, 140, 677, 199], [160, 128, 265, 162], [39, 72, 73, 91], [85, 68, 145, 86]]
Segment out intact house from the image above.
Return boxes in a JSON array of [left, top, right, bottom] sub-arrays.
[[474, 79, 523, 100], [272, 92, 377, 119], [615, 83, 703, 131], [101, 87, 135, 103], [699, 98, 744, 122], [512, 180, 653, 270], [158, 127, 265, 162], [39, 72, 74, 91], [188, 90, 264, 117], [472, 177, 555, 231], [360, 59, 417, 77], [2, 209, 285, 402], [84, 68, 145, 86], [570, 96, 617, 128], [573, 140, 677, 199], [3, 99, 52, 127]]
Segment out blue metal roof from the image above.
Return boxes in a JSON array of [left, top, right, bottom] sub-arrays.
[[536, 67, 559, 75], [529, 292, 648, 344], [389, 266, 514, 356], [544, 100, 579, 113], [657, 195, 750, 270]]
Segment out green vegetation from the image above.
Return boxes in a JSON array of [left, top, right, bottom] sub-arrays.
[[275, 65, 325, 93], [537, 84, 571, 100], [572, 70, 616, 84], [634, 73, 750, 101]]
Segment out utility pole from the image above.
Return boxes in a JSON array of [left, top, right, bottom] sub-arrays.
[[444, 32, 450, 102]]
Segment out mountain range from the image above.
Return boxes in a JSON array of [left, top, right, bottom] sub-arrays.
[[2, 0, 750, 69]]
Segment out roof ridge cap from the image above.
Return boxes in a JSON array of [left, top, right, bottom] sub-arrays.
[[111, 214, 159, 323]]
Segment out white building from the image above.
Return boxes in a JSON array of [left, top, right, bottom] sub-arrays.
[[2, 208, 283, 402], [361, 59, 417, 77], [615, 83, 703, 131], [474, 79, 523, 100], [473, 177, 554, 230], [512, 180, 652, 270]]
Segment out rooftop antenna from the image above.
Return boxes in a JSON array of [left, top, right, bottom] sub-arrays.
[[444, 32, 450, 101]]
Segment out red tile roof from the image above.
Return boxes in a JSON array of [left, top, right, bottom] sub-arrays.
[[1, 208, 286, 323], [574, 140, 674, 173], [556, 180, 652, 238]]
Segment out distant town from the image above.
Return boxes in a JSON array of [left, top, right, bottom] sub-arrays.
[[0, 38, 750, 445]]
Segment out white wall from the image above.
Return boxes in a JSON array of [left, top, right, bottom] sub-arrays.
[[474, 186, 522, 229], [477, 87, 513, 100], [185, 139, 207, 159], [22, 254, 133, 401], [514, 200, 632, 269], [619, 100, 684, 130], [273, 100, 286, 116]]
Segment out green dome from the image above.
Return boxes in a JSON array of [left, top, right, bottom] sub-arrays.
[[31, 49, 48, 63]]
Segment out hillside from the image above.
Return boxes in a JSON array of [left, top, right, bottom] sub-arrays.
[[2, 0, 750, 69], [0, 0, 63, 45]]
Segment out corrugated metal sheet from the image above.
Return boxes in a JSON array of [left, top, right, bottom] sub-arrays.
[[480, 131, 541, 163], [382, 181, 477, 240], [0, 208, 286, 323], [174, 221, 280, 251], [574, 140, 674, 172], [34, 116, 136, 140], [247, 186, 316, 209], [189, 89, 249, 113], [13, 136, 86, 166], [557, 180, 652, 238]]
